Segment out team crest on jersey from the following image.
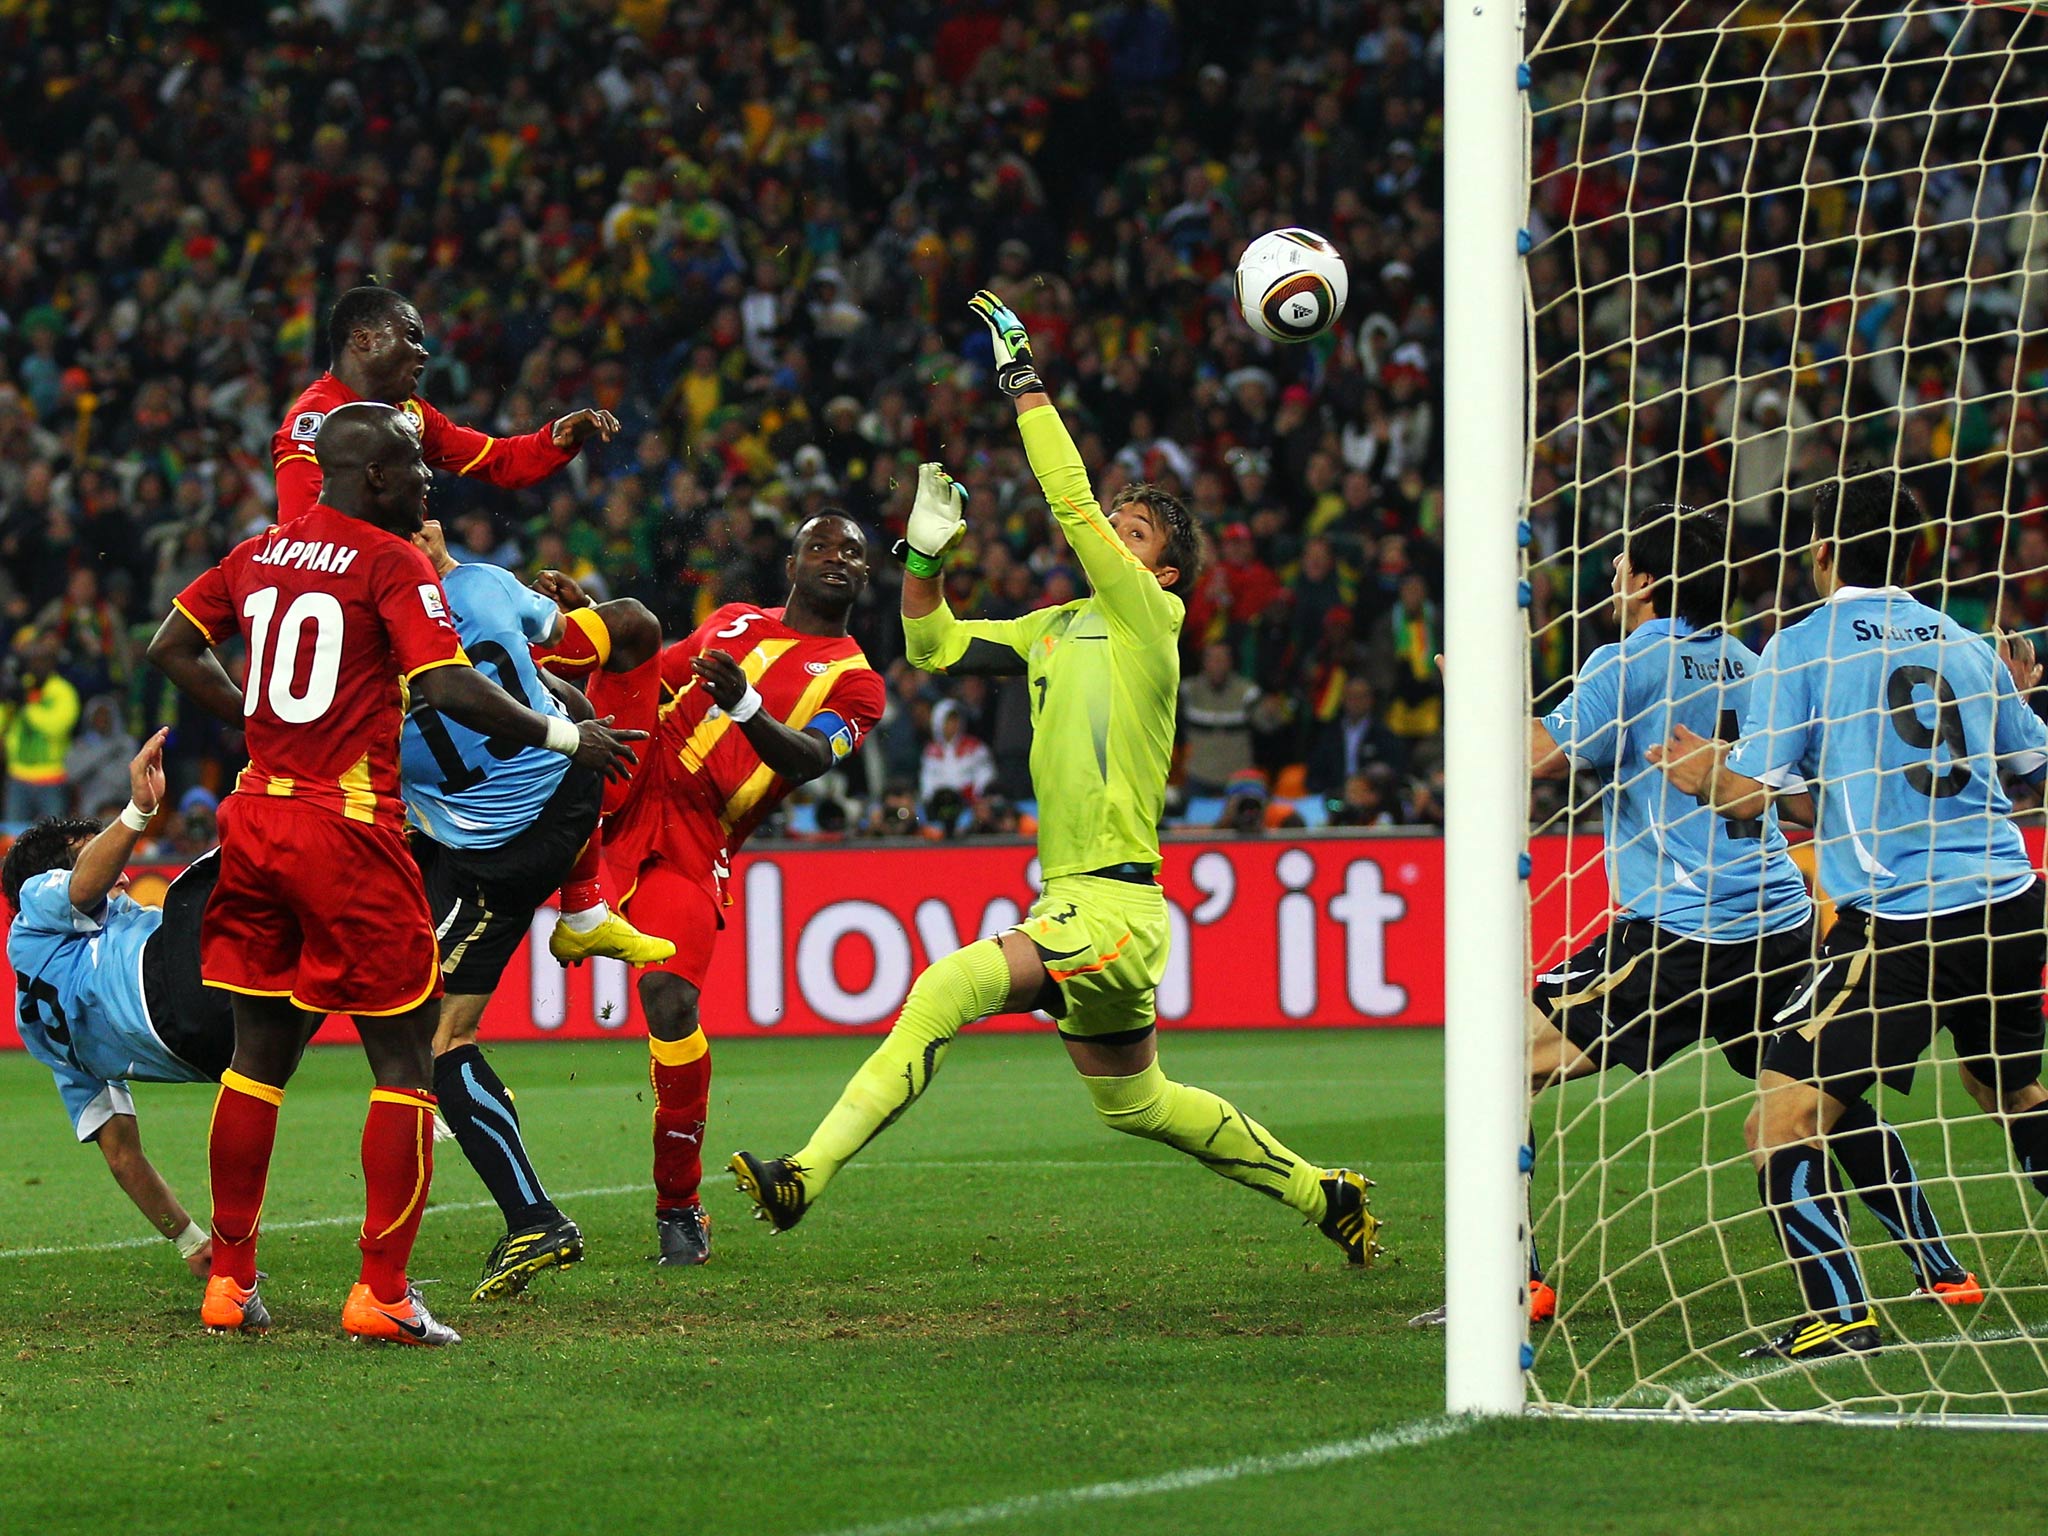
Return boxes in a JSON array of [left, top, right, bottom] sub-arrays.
[[806, 661, 830, 675], [290, 410, 325, 441], [399, 400, 425, 437]]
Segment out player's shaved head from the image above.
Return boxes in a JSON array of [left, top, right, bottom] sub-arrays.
[[314, 401, 431, 534], [793, 511, 866, 552], [314, 401, 413, 475]]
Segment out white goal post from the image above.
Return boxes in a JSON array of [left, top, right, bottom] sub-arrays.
[[1448, 0, 2048, 1425]]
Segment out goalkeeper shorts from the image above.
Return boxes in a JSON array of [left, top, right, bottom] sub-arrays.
[[1013, 873, 1170, 1045]]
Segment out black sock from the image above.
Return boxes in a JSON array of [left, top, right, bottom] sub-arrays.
[[1828, 1097, 1964, 1286], [1524, 1128, 1544, 1283], [2007, 1103, 2048, 1201], [434, 1044, 558, 1230], [1760, 1146, 1868, 1324]]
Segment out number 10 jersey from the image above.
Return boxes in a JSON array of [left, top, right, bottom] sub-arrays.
[[173, 503, 470, 831], [1726, 584, 2048, 918]]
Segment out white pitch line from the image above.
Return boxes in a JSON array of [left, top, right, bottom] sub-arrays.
[[803, 1417, 1470, 1536], [0, 1157, 1436, 1262]]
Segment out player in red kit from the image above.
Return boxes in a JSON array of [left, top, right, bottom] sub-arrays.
[[589, 513, 885, 1265], [148, 403, 643, 1344], [276, 284, 666, 968]]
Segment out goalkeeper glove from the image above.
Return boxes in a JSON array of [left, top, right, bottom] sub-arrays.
[[898, 461, 968, 579], [968, 288, 1044, 397]]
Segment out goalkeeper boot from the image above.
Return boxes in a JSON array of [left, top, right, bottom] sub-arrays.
[[472, 1213, 585, 1301], [1916, 1270, 1984, 1306], [202, 1274, 272, 1336], [1529, 1278, 1558, 1324], [731, 1151, 811, 1234], [655, 1202, 712, 1267], [343, 1282, 462, 1347], [1740, 1314, 1881, 1362], [1315, 1169, 1384, 1267], [548, 911, 676, 968]]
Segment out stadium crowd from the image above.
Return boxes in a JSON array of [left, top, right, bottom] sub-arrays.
[[0, 0, 1450, 841]]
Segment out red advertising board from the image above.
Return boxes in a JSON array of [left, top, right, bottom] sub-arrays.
[[1, 832, 1623, 1049]]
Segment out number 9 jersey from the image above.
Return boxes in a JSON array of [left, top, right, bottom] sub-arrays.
[[173, 505, 470, 828], [1726, 584, 2048, 918], [171, 504, 469, 1015]]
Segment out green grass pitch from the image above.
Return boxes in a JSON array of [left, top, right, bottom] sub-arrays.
[[3, 1028, 2046, 1535]]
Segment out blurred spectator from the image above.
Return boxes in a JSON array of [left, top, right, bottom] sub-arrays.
[[920, 699, 994, 809], [1307, 677, 1408, 796], [1372, 573, 1444, 758], [63, 694, 137, 819], [863, 780, 923, 839], [1327, 766, 1401, 829], [1180, 641, 1261, 796], [1, 632, 80, 822], [1216, 769, 1273, 838]]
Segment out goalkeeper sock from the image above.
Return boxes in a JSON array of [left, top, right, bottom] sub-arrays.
[[1827, 1096, 1963, 1285], [434, 1045, 557, 1230], [792, 940, 1013, 1199], [359, 1087, 435, 1305], [650, 1030, 712, 1209], [1083, 1061, 1327, 1221], [207, 1069, 284, 1288], [1760, 1145, 1869, 1324], [2006, 1103, 2048, 1200]]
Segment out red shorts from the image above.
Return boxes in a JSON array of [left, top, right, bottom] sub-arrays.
[[202, 796, 442, 1016], [620, 858, 726, 989]]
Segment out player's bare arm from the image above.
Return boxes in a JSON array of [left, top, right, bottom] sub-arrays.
[[94, 1112, 210, 1278], [1529, 720, 1571, 781], [66, 729, 168, 910], [411, 663, 643, 783], [145, 610, 245, 722], [1647, 722, 1773, 821], [690, 650, 835, 783]]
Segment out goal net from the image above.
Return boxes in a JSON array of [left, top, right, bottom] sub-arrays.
[[1521, 0, 2048, 1422]]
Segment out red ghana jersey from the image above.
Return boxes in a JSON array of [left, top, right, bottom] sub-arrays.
[[650, 603, 884, 851], [173, 504, 469, 828], [272, 373, 575, 521]]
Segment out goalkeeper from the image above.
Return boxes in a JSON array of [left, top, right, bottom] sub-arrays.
[[731, 291, 1381, 1265]]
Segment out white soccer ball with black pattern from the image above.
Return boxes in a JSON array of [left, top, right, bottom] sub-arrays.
[[1234, 228, 1348, 343]]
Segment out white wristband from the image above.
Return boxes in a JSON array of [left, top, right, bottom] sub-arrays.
[[172, 1220, 208, 1259], [726, 685, 764, 724], [542, 715, 582, 755], [119, 801, 155, 832]]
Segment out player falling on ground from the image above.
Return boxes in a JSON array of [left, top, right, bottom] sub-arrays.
[[1414, 504, 1977, 1330], [587, 513, 885, 1266], [399, 519, 669, 1300], [148, 403, 642, 1344], [730, 291, 1380, 1265], [276, 283, 658, 967], [3, 730, 236, 1277], [1654, 468, 2048, 1361]]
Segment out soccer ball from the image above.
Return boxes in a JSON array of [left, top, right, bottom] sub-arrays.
[[1234, 228, 1348, 343]]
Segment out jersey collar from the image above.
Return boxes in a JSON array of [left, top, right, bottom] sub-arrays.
[[1627, 616, 1697, 643], [1827, 583, 1909, 604]]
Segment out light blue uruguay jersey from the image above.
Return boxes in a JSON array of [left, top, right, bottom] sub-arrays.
[[1543, 618, 1813, 942], [1726, 585, 2048, 918], [8, 871, 206, 1140], [400, 561, 571, 850]]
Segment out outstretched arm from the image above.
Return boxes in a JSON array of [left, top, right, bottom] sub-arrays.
[[411, 663, 644, 783], [68, 730, 169, 910], [895, 461, 1033, 674], [968, 289, 1177, 643], [95, 1114, 210, 1277]]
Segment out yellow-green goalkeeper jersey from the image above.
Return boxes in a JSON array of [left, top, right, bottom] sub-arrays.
[[904, 405, 1183, 878]]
